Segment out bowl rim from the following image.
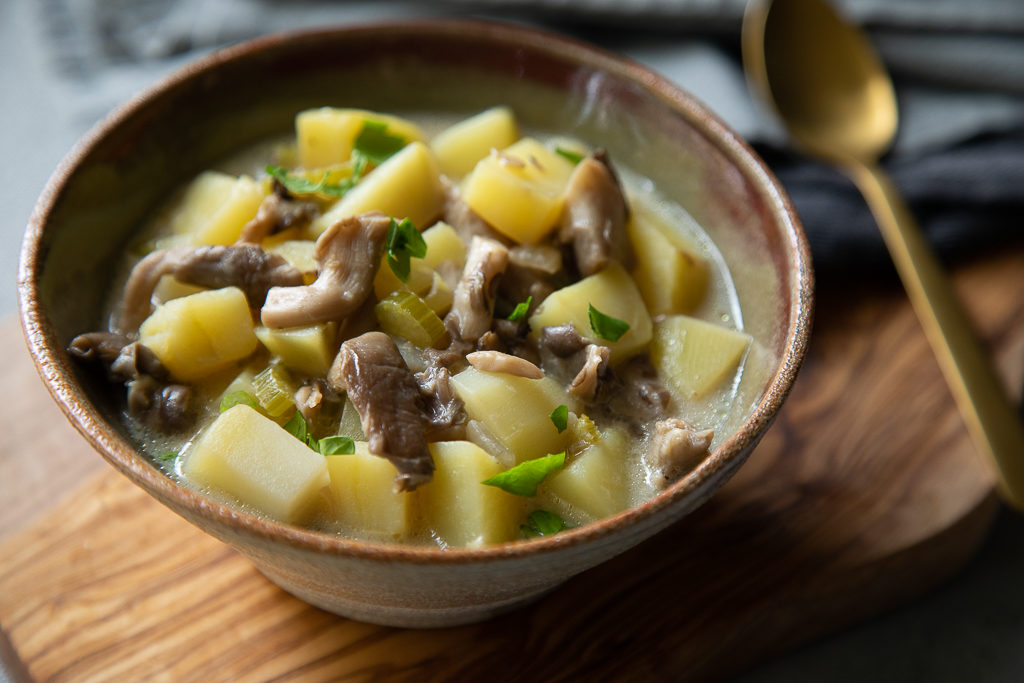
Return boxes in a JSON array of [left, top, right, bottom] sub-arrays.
[[18, 18, 813, 565]]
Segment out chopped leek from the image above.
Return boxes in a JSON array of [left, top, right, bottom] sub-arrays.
[[375, 290, 447, 348], [252, 363, 296, 417]]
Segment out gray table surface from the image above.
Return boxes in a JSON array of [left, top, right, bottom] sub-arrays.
[[3, 1, 1023, 680]]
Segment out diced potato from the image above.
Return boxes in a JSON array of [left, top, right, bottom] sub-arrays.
[[528, 262, 653, 363], [430, 106, 519, 179], [650, 315, 752, 399], [421, 221, 467, 270], [628, 205, 709, 315], [296, 107, 425, 169], [183, 405, 329, 523], [169, 171, 266, 245], [311, 142, 444, 236], [151, 275, 205, 305], [139, 287, 258, 381], [462, 137, 575, 244], [546, 426, 629, 522], [325, 442, 414, 539], [264, 239, 318, 282], [254, 323, 336, 377], [450, 367, 576, 464], [420, 441, 522, 547], [373, 256, 434, 301]]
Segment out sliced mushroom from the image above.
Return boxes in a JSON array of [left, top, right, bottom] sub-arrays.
[[327, 331, 434, 492], [558, 153, 632, 276], [294, 378, 328, 426], [444, 236, 509, 344], [261, 212, 390, 329], [68, 332, 191, 430], [414, 363, 467, 441], [236, 190, 319, 244], [466, 350, 544, 379], [540, 324, 587, 358], [569, 344, 610, 399], [648, 418, 714, 488], [117, 244, 304, 334]]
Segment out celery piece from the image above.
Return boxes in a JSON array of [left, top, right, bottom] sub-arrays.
[[252, 362, 296, 417], [375, 290, 447, 348]]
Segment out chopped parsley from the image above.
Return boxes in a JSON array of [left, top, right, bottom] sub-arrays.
[[481, 452, 565, 497], [385, 217, 427, 282], [159, 452, 179, 462], [549, 404, 568, 434], [319, 435, 356, 456], [220, 390, 260, 413], [521, 510, 568, 538], [353, 120, 408, 164], [284, 411, 320, 451], [266, 164, 359, 198], [588, 303, 630, 342], [264, 119, 405, 199], [554, 146, 584, 165], [507, 296, 533, 323]]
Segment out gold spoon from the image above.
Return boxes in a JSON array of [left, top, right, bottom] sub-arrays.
[[742, 0, 1024, 509]]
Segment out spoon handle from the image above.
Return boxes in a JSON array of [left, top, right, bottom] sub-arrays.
[[845, 160, 1024, 509]]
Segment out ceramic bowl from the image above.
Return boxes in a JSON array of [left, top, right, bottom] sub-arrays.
[[19, 20, 813, 628]]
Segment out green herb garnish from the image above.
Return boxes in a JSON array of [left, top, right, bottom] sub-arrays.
[[588, 303, 630, 342], [265, 121, 403, 200], [284, 411, 320, 451], [554, 146, 584, 165], [284, 411, 308, 442], [266, 164, 357, 198], [507, 296, 533, 323], [220, 390, 260, 413], [159, 452, 179, 462], [521, 510, 568, 538], [319, 435, 356, 456], [353, 120, 407, 164], [385, 217, 427, 282], [549, 404, 568, 434], [481, 452, 565, 497]]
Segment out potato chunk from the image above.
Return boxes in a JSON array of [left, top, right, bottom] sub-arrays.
[[183, 405, 329, 523], [421, 221, 467, 270], [546, 426, 629, 522], [450, 367, 575, 464], [169, 171, 266, 245], [650, 315, 752, 399], [254, 322, 336, 377], [628, 204, 709, 315], [139, 287, 258, 381], [296, 107, 425, 169], [312, 141, 443, 235], [325, 442, 415, 539], [528, 262, 653, 363], [462, 137, 575, 244], [430, 106, 519, 178], [420, 441, 522, 547]]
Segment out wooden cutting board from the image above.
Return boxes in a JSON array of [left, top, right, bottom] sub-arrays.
[[1, 249, 1021, 682]]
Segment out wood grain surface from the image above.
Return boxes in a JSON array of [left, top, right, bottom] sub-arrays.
[[1, 249, 1021, 682]]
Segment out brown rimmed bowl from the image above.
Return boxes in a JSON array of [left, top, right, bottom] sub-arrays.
[[18, 20, 813, 628]]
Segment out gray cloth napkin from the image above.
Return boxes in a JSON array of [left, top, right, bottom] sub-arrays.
[[27, 0, 1024, 275]]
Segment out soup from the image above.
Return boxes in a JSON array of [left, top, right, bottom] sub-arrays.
[[69, 106, 762, 548]]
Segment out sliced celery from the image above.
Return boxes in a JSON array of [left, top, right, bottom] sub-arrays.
[[375, 290, 448, 348], [252, 362, 296, 417]]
